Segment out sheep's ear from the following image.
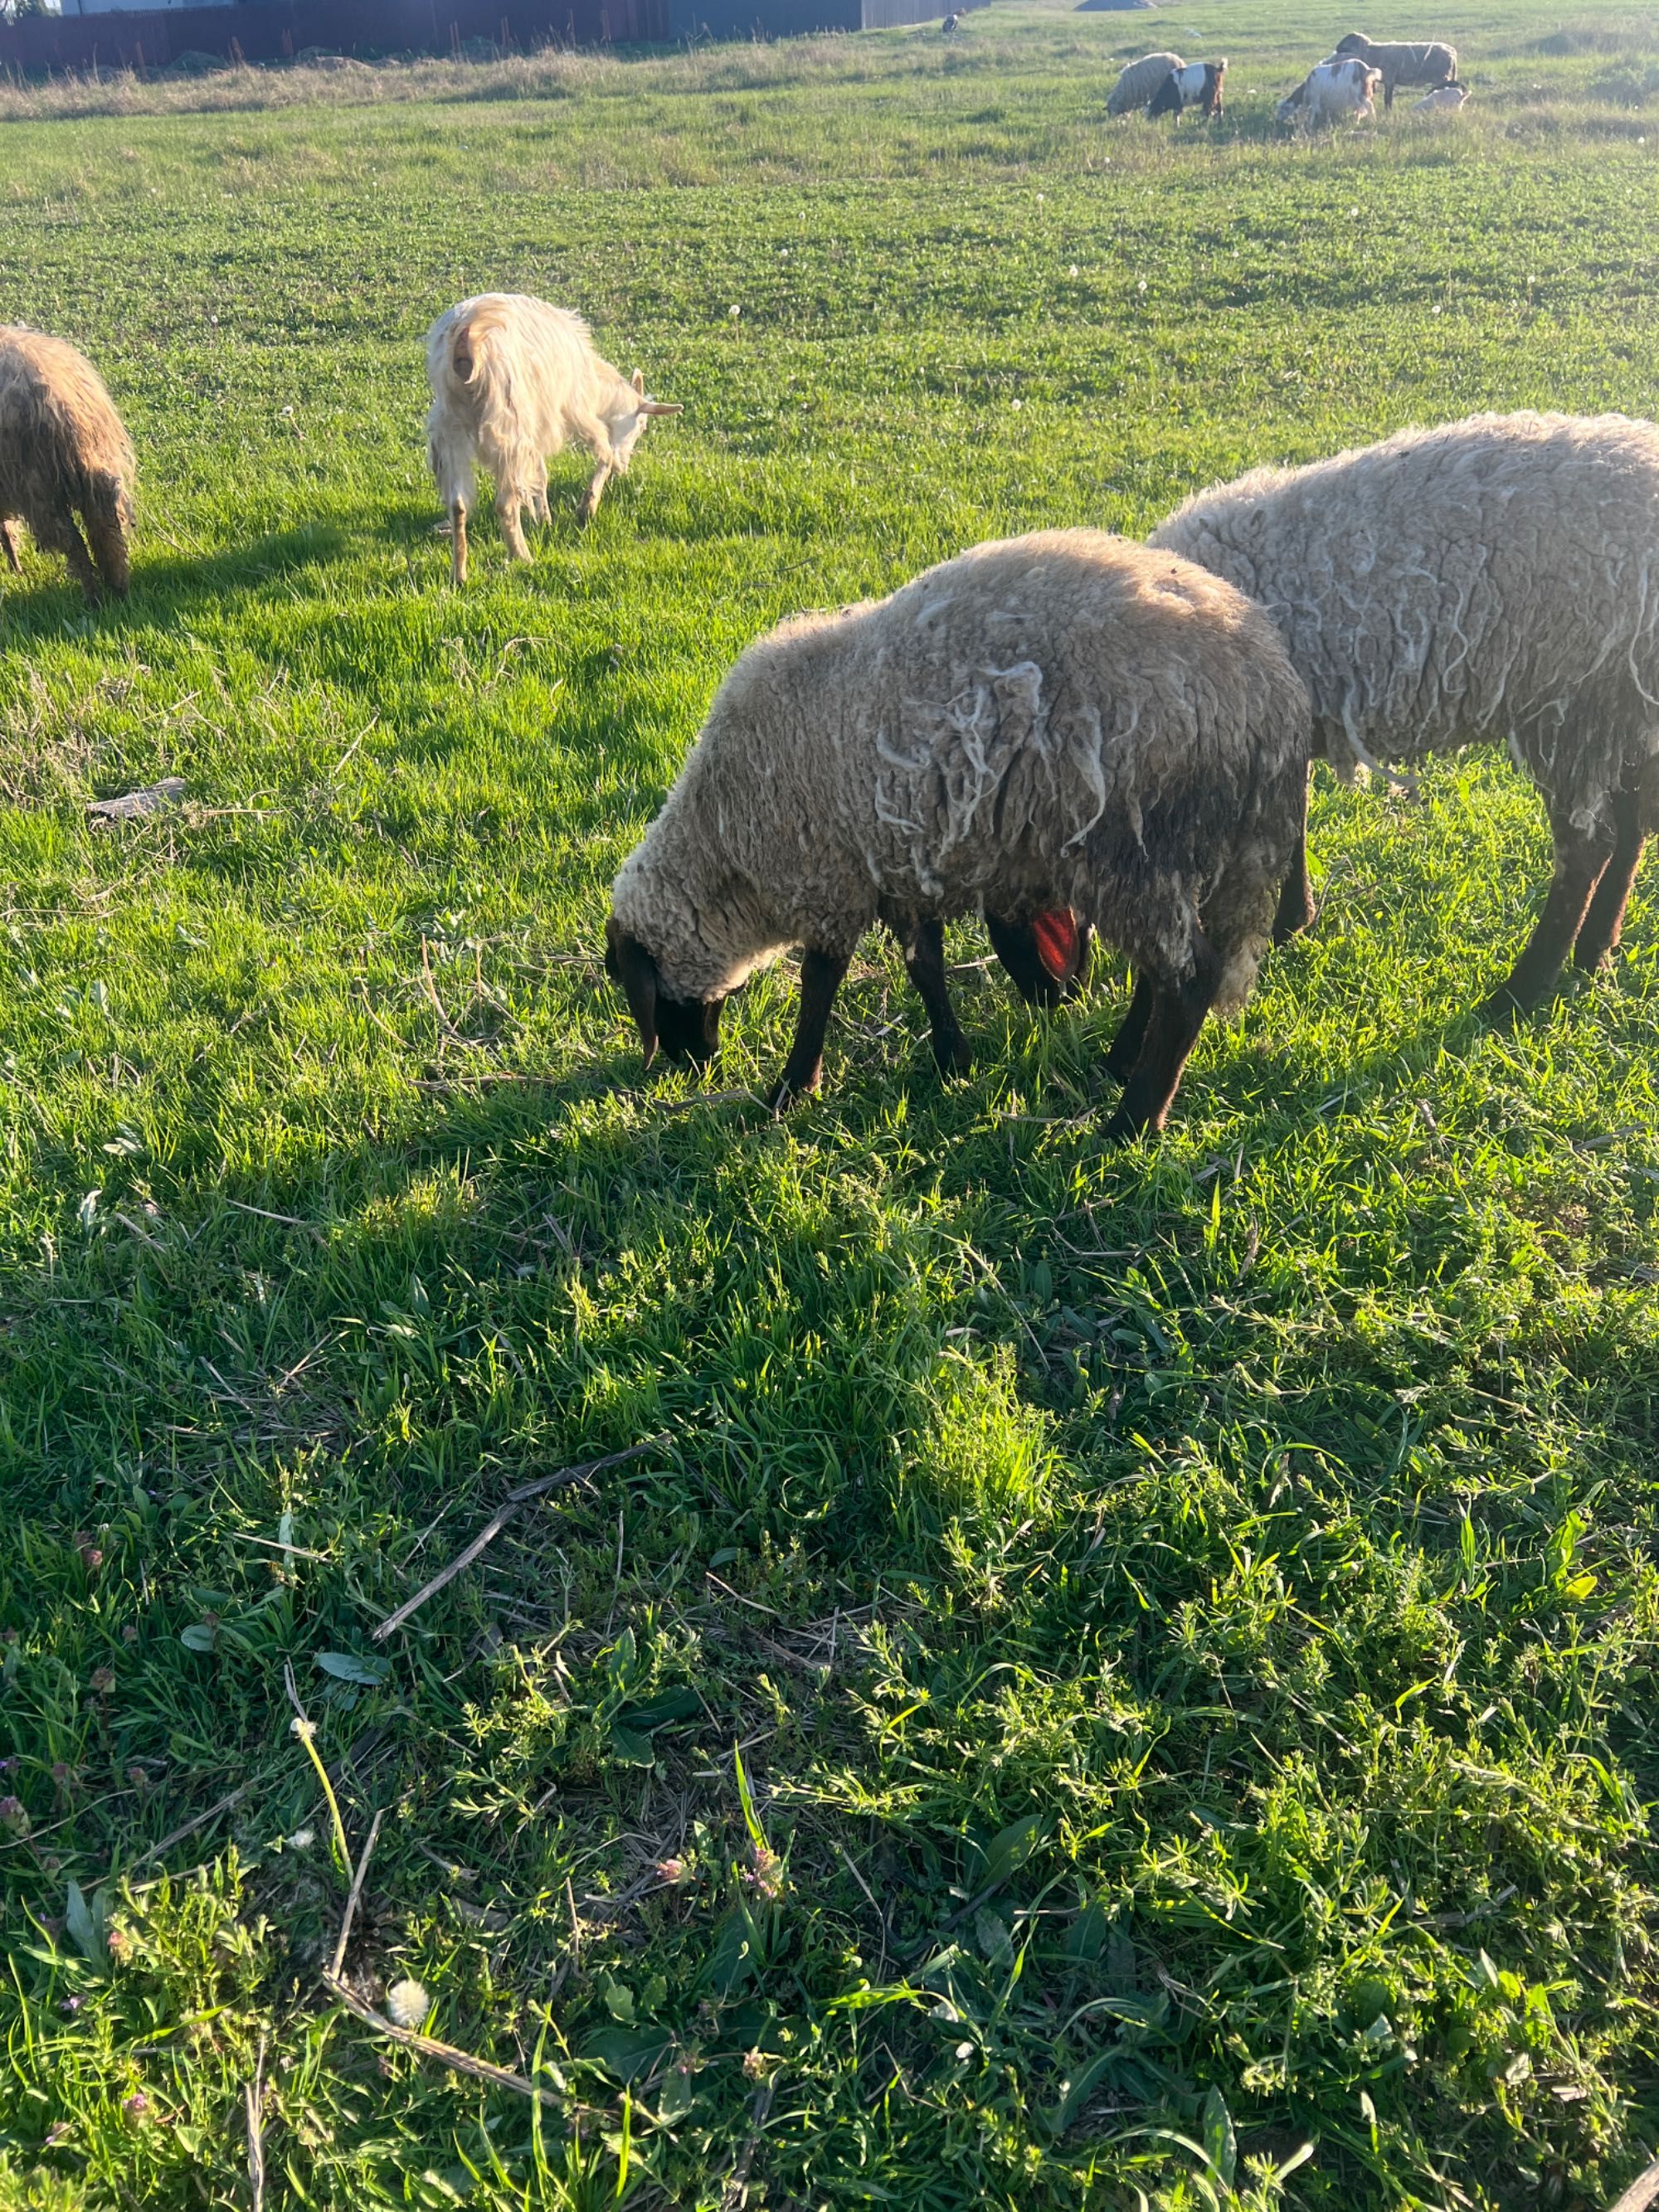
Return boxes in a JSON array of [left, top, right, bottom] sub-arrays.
[[610, 928, 660, 1070], [639, 397, 683, 418], [632, 367, 646, 395]]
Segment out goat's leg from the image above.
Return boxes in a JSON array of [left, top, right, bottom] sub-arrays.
[[450, 498, 469, 586], [884, 914, 971, 1074], [577, 460, 613, 526], [1103, 974, 1155, 1081], [1574, 780, 1648, 971], [1272, 773, 1317, 943], [767, 946, 852, 1111], [1104, 946, 1223, 1143], [0, 519, 20, 576], [36, 508, 101, 604], [497, 488, 531, 563], [1480, 809, 1614, 1021]]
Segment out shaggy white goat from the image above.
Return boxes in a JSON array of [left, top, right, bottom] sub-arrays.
[[1277, 56, 1382, 126], [1107, 51, 1184, 115], [606, 530, 1311, 1140], [1334, 30, 1458, 109], [1149, 411, 1659, 1017], [425, 293, 680, 586]]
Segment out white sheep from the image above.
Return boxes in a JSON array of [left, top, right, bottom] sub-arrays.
[[1277, 56, 1382, 127], [1333, 30, 1458, 109], [606, 530, 1311, 1140], [1107, 51, 1184, 116], [1412, 82, 1468, 112], [1148, 411, 1659, 1017], [425, 293, 680, 586]]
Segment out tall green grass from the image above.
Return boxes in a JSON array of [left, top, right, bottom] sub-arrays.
[[1, 2, 1657, 2205]]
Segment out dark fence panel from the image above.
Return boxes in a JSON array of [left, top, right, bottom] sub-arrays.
[[669, 0, 944, 36], [0, 0, 666, 73]]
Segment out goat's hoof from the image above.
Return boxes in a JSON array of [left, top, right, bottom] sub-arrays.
[[1272, 900, 1318, 947], [932, 1036, 972, 1077], [1102, 1104, 1151, 1145], [1477, 986, 1533, 1028]]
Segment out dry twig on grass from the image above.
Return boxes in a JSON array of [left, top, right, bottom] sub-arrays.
[[244, 2037, 267, 2212], [330, 1806, 385, 1979], [320, 1973, 558, 2104], [372, 1437, 667, 1642], [1609, 2159, 1659, 2212]]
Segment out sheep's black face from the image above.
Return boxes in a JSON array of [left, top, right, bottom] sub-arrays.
[[604, 918, 724, 1072], [656, 991, 725, 1067]]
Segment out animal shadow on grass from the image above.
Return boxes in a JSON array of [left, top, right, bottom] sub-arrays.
[[0, 523, 349, 643]]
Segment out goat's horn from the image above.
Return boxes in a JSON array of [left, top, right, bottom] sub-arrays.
[[640, 399, 683, 416]]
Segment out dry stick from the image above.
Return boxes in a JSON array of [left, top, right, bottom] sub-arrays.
[[1609, 2161, 1659, 2212], [372, 1438, 665, 1643], [244, 2036, 267, 2212], [320, 1972, 557, 2104], [121, 1782, 254, 1879], [329, 1806, 385, 1981]]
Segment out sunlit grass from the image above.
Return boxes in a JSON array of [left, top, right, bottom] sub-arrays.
[[1, 2, 1657, 2206]]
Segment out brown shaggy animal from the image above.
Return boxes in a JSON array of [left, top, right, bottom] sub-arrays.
[[0, 327, 134, 604]]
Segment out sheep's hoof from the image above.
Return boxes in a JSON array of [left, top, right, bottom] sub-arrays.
[[766, 1068, 820, 1114], [1101, 1103, 1152, 1145], [931, 1033, 972, 1077], [1477, 985, 1535, 1028]]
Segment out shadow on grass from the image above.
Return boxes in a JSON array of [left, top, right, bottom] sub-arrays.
[[0, 523, 351, 646]]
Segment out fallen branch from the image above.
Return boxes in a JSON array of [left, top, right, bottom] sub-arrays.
[[1609, 2159, 1659, 2212], [321, 1972, 557, 2104], [244, 2037, 267, 2212], [121, 1782, 254, 1879], [330, 1806, 385, 1980], [372, 1437, 667, 1643]]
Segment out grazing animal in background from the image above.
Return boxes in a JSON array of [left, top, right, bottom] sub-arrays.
[[1107, 51, 1184, 115], [1334, 29, 1458, 109], [0, 326, 134, 605], [1149, 412, 1659, 1018], [941, 12, 962, 32], [1277, 56, 1382, 126], [425, 293, 680, 586], [1147, 58, 1227, 119], [606, 530, 1311, 1141], [1412, 81, 1468, 111]]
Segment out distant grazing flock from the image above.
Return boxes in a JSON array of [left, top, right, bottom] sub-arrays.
[[2, 30, 1652, 1138], [1110, 25, 1461, 127]]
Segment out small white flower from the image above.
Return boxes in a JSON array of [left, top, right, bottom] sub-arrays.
[[1068, 263, 1079, 278], [1349, 205, 1360, 216], [728, 304, 742, 319], [1431, 303, 1443, 315], [1035, 191, 1046, 203], [288, 1826, 314, 1850], [385, 1979, 429, 2029], [1137, 277, 1147, 294], [1010, 398, 1022, 410]]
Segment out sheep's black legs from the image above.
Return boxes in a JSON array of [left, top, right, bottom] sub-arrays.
[[1104, 975, 1155, 1082], [0, 520, 19, 576], [890, 916, 973, 1075], [1574, 782, 1647, 971], [1272, 777, 1317, 944], [1481, 815, 1613, 1021], [768, 946, 852, 1111], [1105, 948, 1223, 1142]]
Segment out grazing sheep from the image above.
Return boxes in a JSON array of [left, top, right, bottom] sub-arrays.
[[1147, 58, 1227, 119], [941, 12, 962, 32], [606, 530, 1311, 1140], [1148, 411, 1659, 1017], [1277, 56, 1382, 126], [1107, 51, 1184, 115], [1334, 29, 1457, 109], [425, 293, 680, 586], [0, 326, 134, 605], [1412, 81, 1468, 111]]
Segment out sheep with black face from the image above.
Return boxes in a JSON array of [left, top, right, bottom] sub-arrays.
[[606, 530, 1311, 1141]]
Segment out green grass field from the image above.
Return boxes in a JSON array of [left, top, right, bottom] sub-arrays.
[[2, 3, 1658, 2205]]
